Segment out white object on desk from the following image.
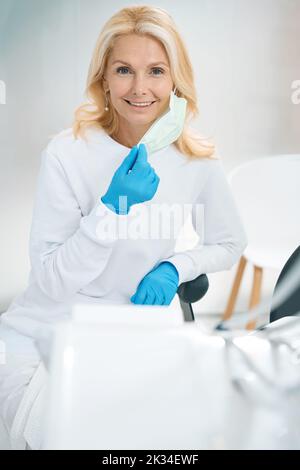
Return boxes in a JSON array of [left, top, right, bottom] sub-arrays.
[[42, 309, 300, 450], [72, 296, 184, 327]]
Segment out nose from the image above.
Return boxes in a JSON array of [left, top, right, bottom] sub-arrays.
[[131, 72, 148, 96]]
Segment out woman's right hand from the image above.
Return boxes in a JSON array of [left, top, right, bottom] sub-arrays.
[[101, 144, 160, 214]]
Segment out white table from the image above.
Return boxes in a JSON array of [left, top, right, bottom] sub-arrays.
[[42, 306, 300, 450]]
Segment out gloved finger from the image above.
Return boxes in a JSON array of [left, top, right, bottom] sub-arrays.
[[162, 291, 169, 305], [131, 144, 149, 173], [135, 143, 148, 166], [164, 291, 176, 305], [131, 160, 151, 176], [153, 286, 164, 305], [143, 288, 156, 305], [146, 166, 155, 177], [148, 169, 157, 184], [145, 167, 155, 179], [147, 285, 160, 305], [150, 175, 160, 189], [119, 146, 139, 175], [132, 284, 147, 304]]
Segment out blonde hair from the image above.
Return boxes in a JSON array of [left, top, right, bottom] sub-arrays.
[[73, 5, 216, 160]]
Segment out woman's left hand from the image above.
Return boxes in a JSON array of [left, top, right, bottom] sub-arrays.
[[130, 262, 179, 305]]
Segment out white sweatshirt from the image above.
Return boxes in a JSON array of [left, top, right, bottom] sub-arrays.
[[1, 127, 247, 341]]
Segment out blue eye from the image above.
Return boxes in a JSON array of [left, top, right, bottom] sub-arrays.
[[116, 67, 164, 76], [151, 68, 164, 75], [116, 66, 131, 74]]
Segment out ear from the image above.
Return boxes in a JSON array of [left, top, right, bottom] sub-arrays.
[[102, 75, 109, 93]]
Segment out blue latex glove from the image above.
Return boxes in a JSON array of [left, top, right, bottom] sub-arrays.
[[101, 144, 160, 214], [130, 262, 179, 305]]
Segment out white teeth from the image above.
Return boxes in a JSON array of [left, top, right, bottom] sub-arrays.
[[128, 101, 153, 107]]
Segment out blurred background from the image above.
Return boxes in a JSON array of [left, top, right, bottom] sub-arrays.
[[0, 0, 299, 320]]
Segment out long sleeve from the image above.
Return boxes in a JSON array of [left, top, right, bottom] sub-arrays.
[[160, 158, 248, 285], [29, 145, 126, 302]]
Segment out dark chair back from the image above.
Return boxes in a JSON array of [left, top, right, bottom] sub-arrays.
[[177, 274, 209, 322], [270, 245, 300, 323]]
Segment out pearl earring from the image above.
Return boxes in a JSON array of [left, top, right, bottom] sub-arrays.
[[104, 93, 109, 111]]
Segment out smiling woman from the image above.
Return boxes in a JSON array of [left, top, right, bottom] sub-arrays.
[[0, 4, 248, 450], [73, 5, 215, 159]]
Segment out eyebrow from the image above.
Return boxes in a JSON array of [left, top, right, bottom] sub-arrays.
[[112, 60, 169, 68]]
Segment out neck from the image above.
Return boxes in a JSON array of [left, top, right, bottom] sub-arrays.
[[112, 119, 153, 148]]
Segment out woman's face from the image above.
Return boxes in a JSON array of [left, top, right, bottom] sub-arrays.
[[103, 34, 174, 129]]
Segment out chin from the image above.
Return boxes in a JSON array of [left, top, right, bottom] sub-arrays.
[[117, 105, 160, 125], [126, 113, 157, 124]]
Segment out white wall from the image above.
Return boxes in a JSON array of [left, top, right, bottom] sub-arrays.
[[0, 0, 299, 315]]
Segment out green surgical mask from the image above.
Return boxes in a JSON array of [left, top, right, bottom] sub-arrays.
[[138, 88, 187, 155]]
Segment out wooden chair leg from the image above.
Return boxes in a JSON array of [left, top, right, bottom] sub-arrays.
[[246, 265, 263, 330], [222, 256, 247, 321]]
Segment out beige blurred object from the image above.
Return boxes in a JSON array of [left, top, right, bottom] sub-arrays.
[[222, 155, 300, 329]]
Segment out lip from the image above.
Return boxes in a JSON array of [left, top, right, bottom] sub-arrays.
[[123, 99, 157, 105], [123, 99, 157, 111]]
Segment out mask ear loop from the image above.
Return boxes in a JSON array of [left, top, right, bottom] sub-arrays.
[[173, 86, 177, 95]]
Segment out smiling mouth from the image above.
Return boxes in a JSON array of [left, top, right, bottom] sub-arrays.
[[123, 99, 157, 108]]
